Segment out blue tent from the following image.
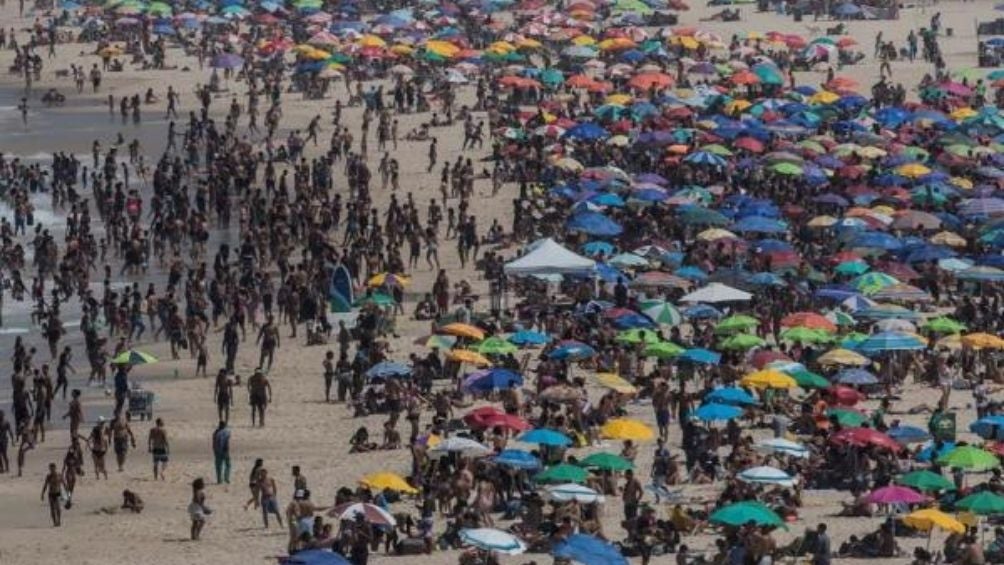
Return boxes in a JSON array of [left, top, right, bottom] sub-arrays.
[[508, 330, 552, 346], [553, 534, 628, 565]]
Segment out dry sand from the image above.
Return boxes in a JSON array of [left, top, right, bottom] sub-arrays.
[[0, 1, 996, 563]]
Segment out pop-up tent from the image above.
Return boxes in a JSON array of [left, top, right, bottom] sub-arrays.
[[504, 238, 596, 277]]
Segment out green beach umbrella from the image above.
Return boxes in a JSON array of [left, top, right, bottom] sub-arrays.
[[539, 68, 564, 87], [896, 470, 955, 492], [938, 446, 1000, 472], [922, 316, 966, 334], [779, 327, 833, 344], [788, 369, 830, 389], [956, 491, 1004, 515], [476, 337, 518, 355], [112, 349, 158, 365], [536, 464, 589, 484], [578, 452, 634, 471], [701, 144, 733, 156], [715, 315, 760, 335], [835, 260, 870, 275], [829, 311, 856, 327], [771, 162, 802, 176], [643, 341, 685, 359], [615, 329, 662, 345], [719, 333, 766, 351], [354, 293, 395, 307], [827, 408, 867, 427], [710, 501, 786, 528], [638, 300, 682, 326]]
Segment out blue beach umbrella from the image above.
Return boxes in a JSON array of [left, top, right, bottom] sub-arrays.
[[519, 428, 572, 447], [553, 534, 628, 565], [855, 331, 925, 353], [706, 387, 759, 405], [694, 403, 744, 421], [508, 330, 552, 346], [365, 361, 412, 380], [492, 449, 541, 470]]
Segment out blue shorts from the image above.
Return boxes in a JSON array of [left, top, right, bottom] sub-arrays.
[[656, 409, 670, 427]]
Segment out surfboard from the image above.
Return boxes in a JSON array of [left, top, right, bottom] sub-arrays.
[[329, 263, 354, 313]]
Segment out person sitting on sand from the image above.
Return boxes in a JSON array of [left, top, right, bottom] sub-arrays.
[[381, 422, 402, 450], [349, 426, 376, 453], [121, 489, 143, 513]]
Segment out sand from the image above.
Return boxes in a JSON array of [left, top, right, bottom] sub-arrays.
[[0, 1, 995, 564]]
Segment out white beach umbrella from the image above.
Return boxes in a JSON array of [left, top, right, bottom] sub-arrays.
[[753, 438, 810, 459], [738, 465, 797, 487], [545, 483, 606, 504], [459, 528, 527, 555]]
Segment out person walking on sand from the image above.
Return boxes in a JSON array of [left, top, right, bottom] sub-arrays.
[[257, 468, 283, 528], [109, 413, 136, 472], [189, 477, 209, 540], [212, 420, 231, 484], [148, 418, 169, 480], [40, 462, 66, 527], [247, 369, 272, 427]]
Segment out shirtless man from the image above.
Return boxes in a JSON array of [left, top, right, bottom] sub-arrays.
[[148, 418, 169, 480], [214, 369, 233, 423], [88, 418, 109, 479], [622, 469, 644, 521], [247, 369, 272, 427], [256, 316, 280, 372], [258, 468, 282, 528], [109, 414, 136, 472], [62, 389, 84, 438], [40, 462, 66, 526], [653, 381, 671, 441], [285, 489, 326, 553]]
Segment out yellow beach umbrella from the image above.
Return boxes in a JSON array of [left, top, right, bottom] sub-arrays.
[[516, 38, 542, 49], [555, 157, 584, 172], [817, 348, 870, 366], [807, 215, 837, 228], [425, 40, 459, 57], [857, 146, 887, 159], [740, 369, 797, 390], [930, 231, 967, 247], [896, 163, 931, 178], [360, 472, 418, 494], [439, 323, 486, 341], [725, 99, 752, 114], [595, 373, 638, 395], [950, 107, 978, 121], [601, 418, 655, 441], [446, 349, 492, 366], [358, 34, 387, 48], [488, 40, 516, 53], [962, 333, 1004, 349], [390, 44, 415, 56], [571, 35, 596, 45], [367, 273, 411, 287], [950, 176, 974, 189], [605, 93, 632, 105], [903, 508, 966, 534], [809, 90, 840, 104]]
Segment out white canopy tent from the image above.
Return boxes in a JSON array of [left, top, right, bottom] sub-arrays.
[[679, 282, 752, 303], [503, 238, 596, 277]]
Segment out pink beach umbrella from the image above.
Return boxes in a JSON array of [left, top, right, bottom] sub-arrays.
[[865, 485, 928, 505]]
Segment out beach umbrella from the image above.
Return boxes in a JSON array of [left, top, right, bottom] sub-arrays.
[[738, 465, 796, 487], [508, 330, 552, 346], [567, 212, 623, 237], [642, 341, 685, 359], [447, 350, 492, 366], [679, 348, 721, 365], [414, 334, 456, 349], [856, 332, 925, 353], [969, 416, 1004, 440], [439, 323, 485, 340], [779, 327, 832, 344], [715, 314, 759, 334], [493, 449, 541, 470], [364, 361, 411, 380], [638, 300, 682, 326], [579, 452, 634, 471], [545, 483, 605, 503], [553, 534, 628, 565], [827, 408, 867, 427], [720, 333, 767, 350], [328, 502, 397, 526], [475, 337, 518, 355], [897, 470, 955, 492], [615, 329, 661, 345], [938, 446, 1000, 471], [710, 501, 785, 528], [429, 437, 493, 458], [741, 369, 797, 390], [956, 491, 1004, 515], [594, 373, 638, 395], [706, 387, 758, 406], [519, 428, 572, 447], [866, 485, 927, 505], [788, 369, 830, 389], [359, 472, 417, 494], [903, 509, 966, 534], [536, 464, 590, 484], [961, 333, 1004, 349], [694, 403, 744, 422], [549, 342, 597, 360], [830, 427, 900, 451], [754, 438, 810, 459], [463, 368, 523, 392], [781, 312, 837, 332], [111, 349, 158, 365], [459, 529, 527, 555], [834, 368, 878, 385], [286, 550, 351, 565], [918, 441, 958, 463], [354, 293, 395, 307], [601, 418, 654, 441], [922, 317, 966, 334]]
